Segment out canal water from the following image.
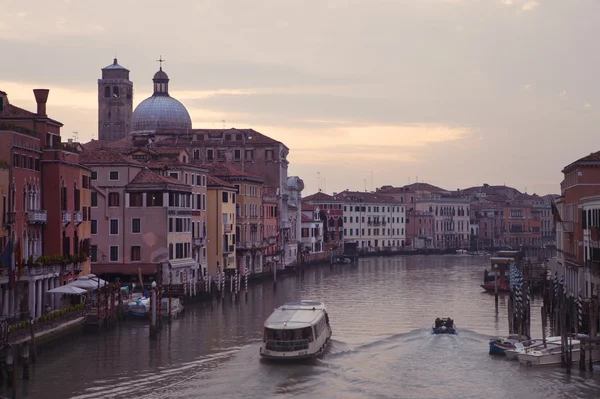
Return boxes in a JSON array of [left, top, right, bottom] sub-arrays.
[[8, 255, 600, 399]]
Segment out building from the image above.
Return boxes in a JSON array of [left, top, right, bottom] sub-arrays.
[[415, 192, 471, 249], [300, 205, 324, 254], [302, 191, 344, 248], [580, 195, 600, 299], [98, 58, 133, 141], [202, 163, 265, 275], [206, 176, 237, 276], [82, 146, 198, 286], [405, 210, 434, 249], [332, 190, 405, 250], [0, 166, 8, 251], [0, 89, 90, 319], [554, 150, 600, 298], [262, 187, 279, 274]]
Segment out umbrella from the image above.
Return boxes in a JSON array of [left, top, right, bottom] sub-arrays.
[[47, 285, 87, 295], [69, 275, 108, 291]]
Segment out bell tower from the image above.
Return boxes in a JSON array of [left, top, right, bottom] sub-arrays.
[[98, 58, 133, 141]]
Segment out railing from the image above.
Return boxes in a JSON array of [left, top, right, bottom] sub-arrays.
[[74, 210, 83, 225], [224, 224, 232, 233], [62, 210, 71, 224], [193, 237, 204, 247], [265, 339, 309, 352], [26, 209, 47, 224], [223, 244, 235, 254]]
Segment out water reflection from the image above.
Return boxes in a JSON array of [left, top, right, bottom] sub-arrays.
[[4, 255, 600, 399]]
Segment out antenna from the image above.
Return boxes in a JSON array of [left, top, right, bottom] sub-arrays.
[[72, 132, 79, 142], [222, 120, 226, 129], [370, 171, 373, 192], [364, 179, 367, 192], [416, 176, 418, 183], [317, 172, 321, 192]]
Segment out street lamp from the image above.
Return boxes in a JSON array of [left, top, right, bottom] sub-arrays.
[[132, 282, 136, 293], [151, 281, 157, 289]]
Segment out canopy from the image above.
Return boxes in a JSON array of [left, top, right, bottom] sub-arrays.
[[47, 285, 87, 295], [69, 275, 108, 291]]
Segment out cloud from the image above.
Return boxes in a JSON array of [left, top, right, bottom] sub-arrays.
[[522, 1, 540, 11], [584, 102, 592, 109]]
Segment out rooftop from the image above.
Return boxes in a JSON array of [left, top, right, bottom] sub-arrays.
[[333, 190, 401, 204], [80, 147, 143, 166], [207, 175, 236, 189], [128, 168, 189, 187], [562, 150, 600, 174], [303, 191, 341, 202], [264, 301, 327, 330], [201, 162, 264, 182]]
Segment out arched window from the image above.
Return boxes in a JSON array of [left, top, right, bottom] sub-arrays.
[[113, 86, 119, 97], [22, 185, 27, 212], [104, 86, 111, 98]]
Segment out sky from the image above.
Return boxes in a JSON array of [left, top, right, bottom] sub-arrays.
[[2, 0, 599, 196]]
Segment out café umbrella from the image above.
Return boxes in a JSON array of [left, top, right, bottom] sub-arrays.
[[47, 285, 87, 295], [69, 275, 107, 291]]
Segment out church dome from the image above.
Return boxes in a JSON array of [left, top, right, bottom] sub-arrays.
[[130, 65, 192, 134]]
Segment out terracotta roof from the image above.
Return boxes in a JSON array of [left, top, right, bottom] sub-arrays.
[[200, 162, 264, 182], [301, 203, 316, 211], [207, 175, 236, 189], [563, 150, 600, 173], [303, 191, 341, 202], [154, 128, 285, 147], [80, 147, 143, 166], [377, 182, 447, 194], [333, 190, 401, 204], [146, 160, 209, 171], [129, 168, 189, 187], [0, 103, 38, 119]]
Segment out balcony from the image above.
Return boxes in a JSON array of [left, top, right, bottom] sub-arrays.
[[62, 210, 71, 225], [224, 223, 232, 233], [193, 237, 205, 247], [223, 243, 235, 254], [26, 209, 47, 224], [74, 210, 83, 225], [3, 212, 15, 226]]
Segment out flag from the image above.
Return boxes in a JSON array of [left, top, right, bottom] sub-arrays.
[[550, 197, 562, 223]]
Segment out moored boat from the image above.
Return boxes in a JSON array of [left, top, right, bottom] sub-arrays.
[[518, 340, 581, 366], [432, 317, 456, 334], [127, 297, 150, 317], [259, 300, 332, 361], [504, 337, 562, 360], [161, 297, 184, 320], [489, 334, 521, 355]]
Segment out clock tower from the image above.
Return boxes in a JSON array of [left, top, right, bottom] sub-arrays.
[[98, 58, 133, 141]]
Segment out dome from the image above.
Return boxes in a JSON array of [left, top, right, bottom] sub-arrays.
[[131, 96, 192, 133], [153, 69, 169, 80]]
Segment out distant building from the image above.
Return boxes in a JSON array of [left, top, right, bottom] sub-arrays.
[[302, 191, 344, 247], [98, 59, 133, 141], [206, 175, 237, 275], [300, 205, 324, 254]]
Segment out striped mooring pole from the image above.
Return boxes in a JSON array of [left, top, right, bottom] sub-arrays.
[[221, 271, 225, 297], [577, 293, 583, 332], [244, 267, 249, 294], [553, 271, 558, 298], [234, 269, 239, 294]]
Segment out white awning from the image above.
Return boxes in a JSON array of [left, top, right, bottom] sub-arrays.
[[47, 285, 87, 295]]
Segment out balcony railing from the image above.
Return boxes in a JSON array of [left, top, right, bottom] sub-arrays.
[[223, 244, 235, 254], [562, 221, 574, 232], [26, 209, 47, 224], [62, 210, 71, 225], [224, 224, 232, 233], [193, 237, 205, 247], [74, 210, 83, 225]]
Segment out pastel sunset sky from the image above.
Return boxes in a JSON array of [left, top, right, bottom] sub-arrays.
[[2, 0, 598, 196]]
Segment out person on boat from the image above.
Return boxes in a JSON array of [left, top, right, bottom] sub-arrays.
[[446, 318, 454, 328], [435, 318, 441, 328]]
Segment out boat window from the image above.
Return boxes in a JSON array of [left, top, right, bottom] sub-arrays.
[[264, 327, 314, 342]]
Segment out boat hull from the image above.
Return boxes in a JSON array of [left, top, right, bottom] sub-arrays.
[[432, 327, 456, 335], [480, 283, 511, 292], [260, 327, 332, 361], [489, 341, 514, 355]]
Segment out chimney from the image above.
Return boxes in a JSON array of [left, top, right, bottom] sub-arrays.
[[33, 89, 50, 117]]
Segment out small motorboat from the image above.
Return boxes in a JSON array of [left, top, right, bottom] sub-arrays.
[[432, 317, 456, 334], [504, 337, 562, 360], [489, 334, 521, 355]]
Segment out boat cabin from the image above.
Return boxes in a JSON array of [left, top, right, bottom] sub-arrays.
[[263, 301, 329, 352], [488, 257, 515, 286]]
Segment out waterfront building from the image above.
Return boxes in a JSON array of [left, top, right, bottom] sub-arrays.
[[206, 176, 237, 275], [300, 205, 324, 254], [202, 163, 265, 275], [81, 146, 197, 286], [98, 58, 133, 141], [302, 191, 344, 248], [332, 190, 405, 250], [504, 193, 543, 248], [554, 150, 600, 298], [405, 210, 434, 249], [0, 89, 91, 319], [262, 187, 279, 274], [0, 167, 8, 250], [95, 60, 304, 270]]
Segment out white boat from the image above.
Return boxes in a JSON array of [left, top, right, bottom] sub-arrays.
[[505, 337, 562, 360], [518, 339, 581, 366], [260, 300, 332, 361]]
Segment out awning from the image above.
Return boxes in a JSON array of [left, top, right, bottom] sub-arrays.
[[91, 263, 159, 276], [47, 285, 87, 295]]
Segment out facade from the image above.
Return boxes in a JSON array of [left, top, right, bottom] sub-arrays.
[[300, 205, 324, 254], [0, 89, 90, 319], [580, 196, 600, 299], [302, 191, 344, 247], [332, 190, 405, 250], [206, 176, 237, 276], [82, 146, 198, 286], [262, 187, 279, 274], [415, 193, 471, 249], [405, 210, 434, 249], [554, 151, 600, 299], [202, 163, 265, 275], [98, 58, 133, 141]]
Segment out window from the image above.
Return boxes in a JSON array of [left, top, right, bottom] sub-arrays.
[[207, 149, 214, 161], [234, 149, 241, 161], [109, 171, 119, 181], [129, 192, 143, 207], [91, 170, 98, 180], [202, 194, 206, 211], [202, 175, 206, 186], [169, 243, 173, 259], [132, 218, 141, 233], [169, 172, 179, 180], [147, 191, 163, 206], [108, 192, 120, 207], [222, 192, 228, 203], [110, 219, 119, 235], [217, 150, 226, 161], [266, 149, 274, 160], [131, 246, 141, 261], [91, 192, 98, 207], [91, 220, 98, 235], [245, 149, 254, 161], [91, 245, 98, 262], [109, 246, 118, 262]]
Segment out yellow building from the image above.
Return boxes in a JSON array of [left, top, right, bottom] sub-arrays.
[[206, 175, 237, 275]]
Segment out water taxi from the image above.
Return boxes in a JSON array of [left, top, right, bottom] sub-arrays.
[[260, 300, 332, 361], [432, 317, 456, 334]]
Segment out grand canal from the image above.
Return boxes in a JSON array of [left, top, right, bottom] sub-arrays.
[[7, 255, 600, 399]]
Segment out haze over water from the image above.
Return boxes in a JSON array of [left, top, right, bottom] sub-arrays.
[[8, 255, 600, 399]]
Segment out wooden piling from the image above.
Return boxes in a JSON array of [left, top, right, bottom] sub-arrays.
[[28, 318, 36, 364]]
